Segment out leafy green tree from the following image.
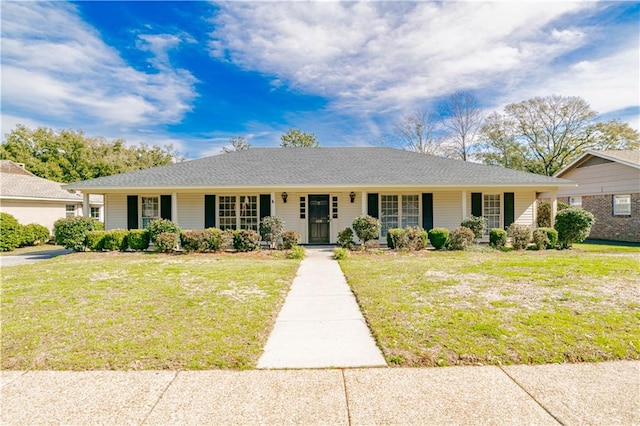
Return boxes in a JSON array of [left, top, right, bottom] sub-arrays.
[[587, 120, 640, 151], [280, 128, 319, 148], [1, 125, 178, 183], [222, 136, 252, 153]]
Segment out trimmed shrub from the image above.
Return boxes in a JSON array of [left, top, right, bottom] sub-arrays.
[[287, 245, 306, 259], [333, 247, 349, 260], [428, 228, 450, 250], [154, 232, 178, 253], [203, 228, 224, 251], [406, 226, 428, 251], [387, 228, 407, 250], [461, 216, 487, 240], [489, 228, 508, 249], [233, 229, 261, 252], [259, 216, 285, 249], [448, 226, 475, 250], [127, 229, 150, 251], [282, 230, 301, 249], [146, 218, 181, 242], [507, 223, 531, 250], [555, 208, 595, 249], [54, 216, 103, 251], [337, 228, 355, 249], [352, 215, 381, 249], [85, 230, 106, 251], [181, 230, 210, 253], [103, 229, 129, 251], [20, 223, 50, 246], [537, 201, 570, 228], [532, 227, 558, 250], [0, 213, 22, 252]]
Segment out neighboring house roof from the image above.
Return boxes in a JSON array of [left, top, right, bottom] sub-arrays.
[[555, 150, 640, 177], [0, 160, 103, 204], [64, 147, 573, 191]]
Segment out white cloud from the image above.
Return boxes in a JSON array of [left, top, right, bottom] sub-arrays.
[[1, 2, 197, 131]]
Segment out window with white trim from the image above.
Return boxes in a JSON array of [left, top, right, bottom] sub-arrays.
[[239, 195, 258, 230], [613, 194, 631, 215], [90, 207, 100, 219], [141, 197, 159, 228], [380, 194, 420, 237], [219, 195, 259, 231], [381, 195, 398, 237], [483, 194, 501, 232], [401, 195, 420, 228], [569, 197, 582, 208], [219, 196, 237, 230], [65, 204, 76, 217]]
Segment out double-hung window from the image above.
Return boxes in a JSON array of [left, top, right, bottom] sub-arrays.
[[381, 195, 398, 237], [483, 194, 501, 232], [141, 197, 159, 228], [65, 205, 76, 217], [219, 195, 259, 231], [90, 207, 100, 220], [219, 196, 237, 230], [569, 197, 582, 208], [613, 194, 631, 215], [380, 194, 420, 237]]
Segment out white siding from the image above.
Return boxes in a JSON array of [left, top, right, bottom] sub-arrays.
[[332, 192, 362, 243], [105, 193, 128, 230], [433, 191, 463, 229], [177, 193, 204, 230], [274, 192, 307, 243], [558, 162, 640, 197], [515, 191, 536, 227]]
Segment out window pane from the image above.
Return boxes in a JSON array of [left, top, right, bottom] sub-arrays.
[[141, 197, 159, 228], [90, 207, 100, 219], [65, 205, 76, 217], [614, 194, 631, 215], [569, 197, 582, 208], [401, 195, 419, 228], [240, 195, 258, 230], [219, 196, 237, 230], [483, 194, 500, 232], [381, 195, 398, 237]]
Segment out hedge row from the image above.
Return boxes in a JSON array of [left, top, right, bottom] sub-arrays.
[[0, 213, 51, 252]]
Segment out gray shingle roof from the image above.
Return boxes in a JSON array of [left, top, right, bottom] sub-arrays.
[[595, 150, 640, 167], [65, 147, 573, 190], [1, 160, 103, 203]]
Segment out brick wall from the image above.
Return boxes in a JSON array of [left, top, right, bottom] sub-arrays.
[[580, 193, 640, 243]]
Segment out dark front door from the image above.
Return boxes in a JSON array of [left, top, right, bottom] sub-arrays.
[[308, 195, 330, 244]]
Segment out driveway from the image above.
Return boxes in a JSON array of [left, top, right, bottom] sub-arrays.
[[0, 249, 71, 267]]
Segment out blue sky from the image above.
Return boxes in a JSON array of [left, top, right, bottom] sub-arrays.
[[1, 1, 638, 159]]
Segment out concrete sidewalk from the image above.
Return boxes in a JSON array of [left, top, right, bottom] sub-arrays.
[[257, 246, 386, 368], [0, 248, 71, 267], [2, 361, 638, 425]]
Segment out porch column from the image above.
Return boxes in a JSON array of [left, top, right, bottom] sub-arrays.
[[270, 192, 276, 216], [361, 192, 367, 215], [550, 190, 558, 228], [172, 192, 178, 225], [461, 190, 467, 221], [83, 193, 90, 218]]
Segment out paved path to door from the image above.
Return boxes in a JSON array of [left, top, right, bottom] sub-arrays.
[[257, 246, 386, 368]]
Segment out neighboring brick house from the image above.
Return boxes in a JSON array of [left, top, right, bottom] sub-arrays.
[[0, 160, 103, 233], [554, 150, 640, 243]]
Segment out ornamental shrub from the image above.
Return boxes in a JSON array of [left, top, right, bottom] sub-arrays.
[[489, 228, 507, 249], [448, 227, 475, 250], [387, 228, 407, 250], [127, 229, 150, 251], [287, 245, 306, 259], [428, 228, 450, 250], [282, 230, 301, 249], [406, 226, 428, 251], [537, 201, 570, 228], [154, 232, 178, 253], [85, 230, 106, 251], [461, 216, 487, 240], [203, 228, 224, 251], [54, 216, 103, 251], [0, 213, 22, 252], [507, 223, 531, 250], [532, 227, 558, 250], [20, 223, 50, 246], [146, 218, 180, 242], [555, 208, 595, 249], [181, 230, 210, 253], [337, 228, 355, 249], [103, 229, 129, 251], [259, 216, 285, 249], [352, 215, 381, 249], [333, 247, 349, 260], [233, 229, 261, 252]]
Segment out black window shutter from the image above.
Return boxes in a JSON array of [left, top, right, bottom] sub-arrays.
[[204, 195, 216, 228], [422, 193, 433, 231], [160, 195, 172, 220], [504, 192, 515, 229], [260, 194, 271, 220], [367, 193, 379, 218], [127, 195, 138, 230], [471, 193, 482, 217]]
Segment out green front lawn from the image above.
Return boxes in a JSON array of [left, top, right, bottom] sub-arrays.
[[340, 246, 640, 367], [2, 252, 300, 370]]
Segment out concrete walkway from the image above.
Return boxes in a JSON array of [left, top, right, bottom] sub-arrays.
[[257, 246, 386, 369], [2, 361, 638, 425], [0, 248, 71, 267]]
